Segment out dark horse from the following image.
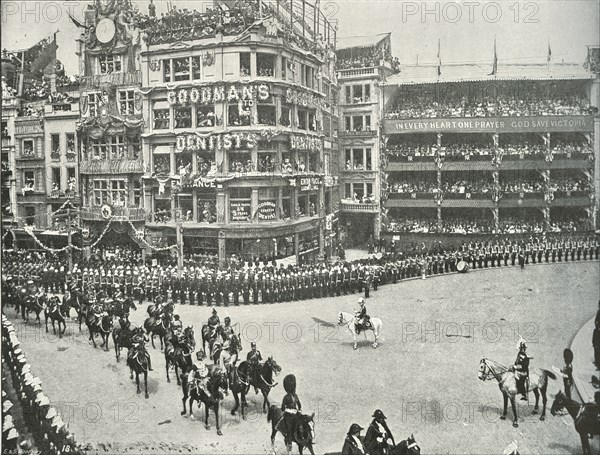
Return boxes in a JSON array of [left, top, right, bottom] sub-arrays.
[[65, 289, 90, 331], [551, 390, 600, 455], [181, 366, 229, 435], [127, 343, 150, 398], [23, 294, 44, 324], [147, 301, 174, 318], [144, 313, 171, 350], [44, 296, 68, 337], [110, 298, 137, 323], [237, 356, 281, 414], [86, 313, 113, 351], [113, 324, 143, 362], [268, 405, 315, 455], [165, 326, 195, 385], [389, 435, 421, 455]]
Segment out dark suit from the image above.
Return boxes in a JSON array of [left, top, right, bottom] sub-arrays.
[[342, 435, 366, 455]]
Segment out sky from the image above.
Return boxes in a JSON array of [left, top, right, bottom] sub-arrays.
[[1, 0, 598, 75]]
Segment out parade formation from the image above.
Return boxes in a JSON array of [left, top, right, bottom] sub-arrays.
[[2, 0, 600, 454]]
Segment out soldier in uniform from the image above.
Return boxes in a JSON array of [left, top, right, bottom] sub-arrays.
[[513, 339, 529, 401], [364, 409, 395, 455], [246, 342, 263, 393], [561, 348, 574, 399], [276, 374, 303, 452]]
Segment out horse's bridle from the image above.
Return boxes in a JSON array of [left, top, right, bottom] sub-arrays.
[[480, 358, 506, 382]]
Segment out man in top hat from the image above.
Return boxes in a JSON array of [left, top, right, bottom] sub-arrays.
[[342, 423, 366, 455], [364, 409, 395, 455], [513, 337, 530, 401]]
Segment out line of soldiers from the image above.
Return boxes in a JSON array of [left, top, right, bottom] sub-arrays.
[[2, 235, 599, 307], [2, 315, 81, 455]]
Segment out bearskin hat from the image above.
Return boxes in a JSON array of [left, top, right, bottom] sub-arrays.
[[283, 374, 296, 394], [563, 348, 574, 364]]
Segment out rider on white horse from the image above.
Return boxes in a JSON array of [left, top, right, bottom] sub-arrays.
[[354, 298, 370, 334]]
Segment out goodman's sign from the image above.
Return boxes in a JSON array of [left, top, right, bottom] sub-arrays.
[[384, 116, 594, 134]]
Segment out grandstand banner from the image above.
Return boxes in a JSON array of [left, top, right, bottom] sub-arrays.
[[384, 116, 594, 134]]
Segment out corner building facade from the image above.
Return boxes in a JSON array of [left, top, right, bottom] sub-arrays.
[[140, 1, 339, 265]]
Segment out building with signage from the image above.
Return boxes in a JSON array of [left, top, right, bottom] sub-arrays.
[[380, 62, 599, 242], [75, 0, 146, 250], [140, 0, 339, 264], [335, 33, 399, 247]]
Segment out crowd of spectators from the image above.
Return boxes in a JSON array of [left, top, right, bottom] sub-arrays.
[[549, 178, 590, 193], [17, 104, 44, 118], [387, 216, 589, 234], [501, 178, 544, 194], [386, 94, 597, 120]]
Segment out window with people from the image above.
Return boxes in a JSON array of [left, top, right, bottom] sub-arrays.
[[51, 134, 60, 157], [174, 107, 192, 128], [257, 53, 275, 77], [257, 94, 276, 126], [344, 148, 371, 170], [99, 54, 122, 74], [196, 104, 216, 127], [228, 151, 252, 174], [88, 136, 126, 161], [118, 90, 135, 115], [153, 108, 171, 130], [93, 179, 128, 207], [228, 102, 252, 126], [240, 52, 251, 77]]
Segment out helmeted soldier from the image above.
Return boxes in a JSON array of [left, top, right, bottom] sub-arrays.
[[246, 341, 263, 393], [187, 350, 210, 398], [513, 338, 530, 401]]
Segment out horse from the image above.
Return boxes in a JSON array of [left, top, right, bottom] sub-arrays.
[[550, 390, 600, 455], [237, 356, 281, 414], [23, 294, 45, 324], [110, 298, 137, 323], [65, 289, 90, 331], [201, 323, 224, 358], [389, 435, 421, 455], [181, 366, 229, 435], [267, 405, 315, 455], [113, 324, 143, 362], [44, 296, 68, 337], [127, 344, 150, 398], [85, 313, 113, 351], [165, 326, 196, 385], [478, 358, 556, 427], [143, 314, 171, 350], [338, 311, 382, 350], [147, 301, 174, 318]]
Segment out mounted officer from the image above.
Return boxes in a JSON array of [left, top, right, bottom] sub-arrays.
[[187, 350, 210, 398], [513, 337, 530, 401], [130, 329, 153, 371], [246, 341, 263, 394], [276, 374, 302, 450], [354, 298, 370, 334], [207, 307, 220, 338]]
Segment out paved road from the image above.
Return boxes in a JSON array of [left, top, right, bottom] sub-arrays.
[[6, 261, 599, 454]]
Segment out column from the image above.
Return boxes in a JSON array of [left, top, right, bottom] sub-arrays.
[[373, 213, 381, 241], [216, 191, 226, 224], [192, 192, 198, 222], [277, 188, 283, 220], [218, 237, 226, 268], [170, 145, 176, 176], [251, 188, 259, 224], [250, 52, 257, 78], [437, 206, 442, 232], [319, 224, 324, 255], [493, 207, 499, 233], [170, 194, 176, 221], [292, 188, 299, 220], [294, 233, 300, 264]]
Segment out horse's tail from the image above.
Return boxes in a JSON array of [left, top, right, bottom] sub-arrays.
[[542, 369, 557, 380]]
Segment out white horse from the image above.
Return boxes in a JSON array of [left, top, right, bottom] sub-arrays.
[[338, 311, 382, 350]]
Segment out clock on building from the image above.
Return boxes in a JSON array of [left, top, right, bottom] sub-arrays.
[[95, 18, 116, 44]]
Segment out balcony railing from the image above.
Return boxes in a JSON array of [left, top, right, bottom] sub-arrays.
[[337, 67, 377, 79], [80, 206, 146, 222], [79, 71, 142, 89], [80, 159, 144, 175], [341, 200, 379, 212], [339, 129, 377, 137]]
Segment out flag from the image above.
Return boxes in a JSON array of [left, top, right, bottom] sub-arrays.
[[437, 39, 441, 76], [489, 36, 497, 76], [28, 33, 58, 75]]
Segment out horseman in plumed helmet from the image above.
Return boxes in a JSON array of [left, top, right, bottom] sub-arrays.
[[276, 374, 302, 449], [513, 336, 530, 401], [208, 307, 220, 338]]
